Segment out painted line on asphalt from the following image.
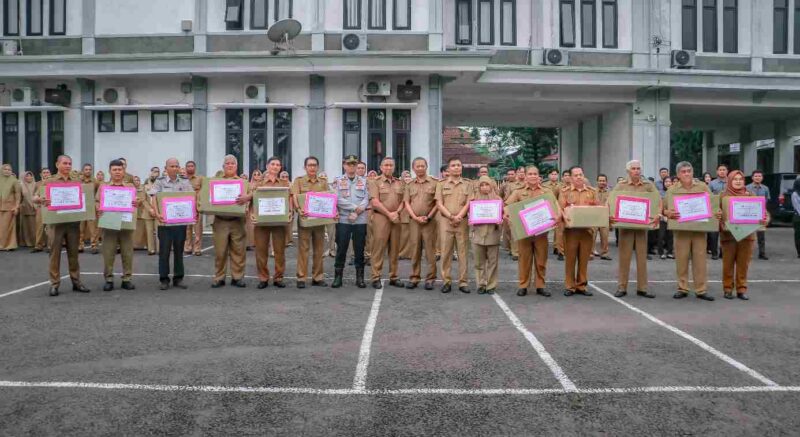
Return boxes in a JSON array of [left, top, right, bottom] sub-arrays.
[[0, 275, 69, 299], [588, 282, 779, 387], [184, 245, 215, 258], [352, 280, 384, 392], [2, 381, 799, 396], [491, 293, 578, 392]]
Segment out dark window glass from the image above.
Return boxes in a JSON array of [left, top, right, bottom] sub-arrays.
[[343, 109, 361, 159], [4, 0, 20, 36], [581, 0, 596, 47], [602, 0, 617, 48], [225, 0, 244, 30], [702, 0, 717, 52], [560, 0, 575, 47], [681, 0, 697, 50], [367, 109, 385, 173], [49, 0, 66, 35], [723, 0, 737, 53], [225, 109, 244, 174], [249, 109, 267, 174], [392, 110, 411, 175], [274, 109, 292, 175], [98, 111, 115, 133], [774, 0, 788, 54], [174, 110, 192, 132], [478, 0, 494, 45], [151, 111, 169, 132], [274, 0, 292, 21], [47, 112, 64, 173], [344, 0, 361, 29], [393, 0, 410, 30], [2, 113, 19, 174], [26, 0, 42, 35], [500, 0, 516, 45], [251, 0, 268, 29], [368, 0, 386, 29], [795, 1, 800, 54], [456, 0, 472, 44], [121, 110, 138, 132], [24, 112, 41, 174]]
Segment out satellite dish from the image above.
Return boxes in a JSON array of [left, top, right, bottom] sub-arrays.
[[267, 19, 302, 54]]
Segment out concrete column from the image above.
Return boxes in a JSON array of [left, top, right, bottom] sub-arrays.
[[77, 78, 95, 168], [702, 131, 716, 174], [428, 0, 443, 51], [428, 75, 443, 173], [581, 116, 600, 181], [17, 112, 25, 175], [192, 76, 208, 175], [309, 75, 326, 162], [311, 0, 325, 51], [194, 0, 208, 53], [774, 120, 798, 173], [632, 89, 671, 179], [739, 125, 757, 175], [559, 121, 580, 171], [81, 0, 95, 55]]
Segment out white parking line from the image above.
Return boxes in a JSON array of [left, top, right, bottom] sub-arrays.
[[491, 293, 578, 392], [352, 281, 384, 392], [588, 282, 779, 387], [0, 275, 69, 299]]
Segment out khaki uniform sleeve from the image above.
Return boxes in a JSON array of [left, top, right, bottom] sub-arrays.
[[403, 183, 411, 204], [434, 182, 443, 204], [368, 179, 379, 201], [290, 178, 301, 196], [467, 181, 475, 202]]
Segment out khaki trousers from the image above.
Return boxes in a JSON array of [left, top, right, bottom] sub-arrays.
[[617, 229, 649, 292], [517, 234, 549, 289], [80, 220, 99, 248], [554, 223, 565, 255], [325, 223, 336, 255], [473, 243, 499, 289], [102, 228, 134, 282], [297, 225, 325, 282], [49, 222, 81, 286], [501, 221, 512, 251], [440, 220, 470, 286], [34, 210, 48, 249], [564, 228, 593, 292], [408, 218, 437, 283], [184, 216, 203, 253], [18, 214, 36, 247], [255, 225, 287, 282], [674, 231, 708, 295], [399, 222, 413, 258], [212, 217, 246, 282], [370, 213, 401, 281], [721, 238, 753, 294], [594, 226, 610, 256], [0, 211, 17, 250]]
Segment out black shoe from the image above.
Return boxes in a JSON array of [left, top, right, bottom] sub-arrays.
[[435, 255, 441, 261], [441, 283, 452, 293], [355, 268, 367, 289], [372, 280, 382, 289], [48, 286, 59, 297], [511, 255, 519, 261], [103, 282, 114, 292], [424, 281, 434, 290], [486, 288, 496, 295], [312, 279, 328, 287], [646, 255, 653, 260], [72, 283, 90, 293], [552, 248, 558, 255], [477, 287, 487, 295], [600, 255, 612, 261], [159, 282, 170, 291], [536, 288, 551, 297], [405, 282, 418, 289], [389, 279, 404, 288], [231, 279, 247, 288], [576, 289, 593, 296], [121, 282, 135, 290], [332, 269, 344, 289], [636, 290, 655, 298], [724, 292, 734, 300], [564, 290, 574, 296], [31, 248, 42, 253], [172, 280, 188, 290], [673, 291, 688, 299], [297, 281, 306, 289], [258, 281, 269, 289], [211, 280, 226, 288], [273, 280, 286, 288], [737, 294, 749, 301], [758, 254, 769, 260], [557, 254, 564, 261], [459, 286, 471, 294], [614, 290, 627, 298], [711, 255, 719, 260], [696, 294, 715, 301], [517, 288, 528, 296], [91, 248, 99, 255]]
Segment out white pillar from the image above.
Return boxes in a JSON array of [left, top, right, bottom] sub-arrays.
[[632, 89, 671, 179], [774, 120, 797, 173]]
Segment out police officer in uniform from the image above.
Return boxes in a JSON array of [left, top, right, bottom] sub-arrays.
[[404, 157, 439, 290], [369, 157, 405, 288], [97, 159, 139, 291], [291, 156, 330, 288], [435, 157, 474, 293], [332, 155, 369, 289], [560, 166, 597, 296]]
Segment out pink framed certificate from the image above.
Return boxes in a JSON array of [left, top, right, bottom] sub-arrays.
[[46, 182, 84, 211], [99, 185, 136, 212], [614, 195, 651, 225], [304, 191, 338, 218], [519, 201, 556, 236], [673, 192, 712, 223], [728, 196, 765, 225], [209, 179, 244, 205], [161, 196, 196, 224], [469, 199, 503, 225]]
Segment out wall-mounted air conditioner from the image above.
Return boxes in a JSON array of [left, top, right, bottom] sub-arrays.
[[244, 84, 268, 103], [362, 80, 391, 97], [342, 33, 367, 52], [11, 87, 33, 106], [542, 49, 569, 66], [101, 87, 129, 105], [671, 50, 696, 69]]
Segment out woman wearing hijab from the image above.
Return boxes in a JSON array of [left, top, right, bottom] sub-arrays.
[[18, 171, 38, 247], [792, 176, 800, 258], [471, 176, 502, 295], [0, 164, 21, 251], [720, 170, 768, 300]]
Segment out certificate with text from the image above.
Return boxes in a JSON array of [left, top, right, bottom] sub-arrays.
[[673, 192, 712, 223]]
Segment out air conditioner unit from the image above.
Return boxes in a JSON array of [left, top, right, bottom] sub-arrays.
[[362, 80, 391, 97], [671, 49, 696, 68], [342, 33, 367, 52], [11, 87, 33, 106], [243, 84, 268, 103], [1, 39, 19, 56], [101, 87, 128, 105], [542, 49, 569, 66]]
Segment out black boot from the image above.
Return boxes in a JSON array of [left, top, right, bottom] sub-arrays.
[[355, 268, 367, 289], [332, 268, 344, 288]]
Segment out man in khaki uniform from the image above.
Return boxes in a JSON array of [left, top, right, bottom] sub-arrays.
[[504, 167, 526, 261], [0, 163, 20, 251], [664, 161, 718, 301], [252, 157, 291, 289], [559, 166, 597, 296], [32, 168, 51, 252], [97, 159, 139, 291], [136, 175, 157, 255], [291, 156, 329, 288], [435, 157, 474, 293], [505, 166, 559, 297], [34, 155, 90, 296], [118, 157, 135, 184], [404, 157, 439, 290], [611, 160, 659, 298], [593, 174, 612, 260], [184, 161, 204, 256], [369, 157, 406, 288], [553, 170, 572, 260], [207, 155, 249, 288], [78, 163, 100, 254]]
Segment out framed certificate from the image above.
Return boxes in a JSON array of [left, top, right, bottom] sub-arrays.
[[99, 185, 136, 212], [614, 195, 650, 225], [727, 196, 765, 225], [673, 192, 712, 223], [161, 196, 196, 225], [304, 191, 337, 219], [209, 179, 244, 205], [666, 193, 720, 232], [46, 182, 84, 211], [469, 199, 503, 225], [518, 200, 556, 237], [41, 184, 95, 225]]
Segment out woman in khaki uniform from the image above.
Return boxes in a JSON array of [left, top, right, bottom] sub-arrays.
[[32, 169, 51, 252], [471, 176, 502, 295], [134, 176, 157, 254], [398, 170, 413, 259], [18, 171, 38, 247], [246, 170, 262, 250], [0, 164, 21, 251], [720, 170, 766, 300], [280, 171, 293, 247]]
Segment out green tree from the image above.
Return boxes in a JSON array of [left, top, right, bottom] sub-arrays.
[[671, 130, 704, 176], [469, 127, 559, 178]]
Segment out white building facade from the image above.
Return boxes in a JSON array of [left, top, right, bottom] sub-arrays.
[[1, 0, 799, 180]]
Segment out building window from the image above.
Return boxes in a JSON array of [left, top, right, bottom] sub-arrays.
[[98, 111, 115, 133], [251, 0, 268, 29], [151, 111, 169, 132], [774, 0, 788, 54], [602, 0, 617, 48], [49, 0, 66, 35], [702, 0, 717, 52], [477, 0, 494, 45], [681, 0, 697, 50], [249, 109, 267, 174], [2, 113, 19, 174], [722, 0, 737, 53], [175, 110, 192, 132], [393, 0, 410, 30], [367, 109, 385, 173], [500, 0, 516, 45], [225, 109, 244, 175], [47, 112, 64, 173], [120, 110, 138, 132], [274, 109, 292, 175], [344, 0, 361, 29], [274, 0, 292, 20], [455, 0, 472, 45], [560, 0, 575, 48], [3, 0, 20, 36], [393, 110, 411, 175], [795, 0, 800, 54], [225, 0, 244, 30], [368, 0, 386, 29], [581, 0, 596, 47], [342, 109, 361, 159], [26, 0, 42, 35], [24, 112, 41, 174]]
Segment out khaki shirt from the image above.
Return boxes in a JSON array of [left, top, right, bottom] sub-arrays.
[[369, 174, 404, 213], [611, 178, 657, 194], [435, 177, 474, 215], [505, 184, 550, 206], [0, 176, 20, 211], [559, 185, 598, 208], [137, 187, 152, 220], [404, 175, 438, 218], [502, 181, 525, 201], [290, 175, 329, 197], [471, 193, 502, 246], [187, 174, 204, 192], [596, 187, 610, 205], [95, 180, 137, 207]]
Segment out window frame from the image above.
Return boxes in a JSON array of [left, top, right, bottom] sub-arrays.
[[601, 0, 618, 48], [174, 110, 193, 132], [455, 0, 472, 45], [499, 0, 516, 46], [250, 0, 268, 29], [343, 0, 362, 30], [48, 0, 66, 35], [392, 0, 411, 30], [580, 0, 596, 48], [368, 0, 386, 30], [47, 111, 64, 174], [342, 108, 362, 160], [773, 0, 788, 54], [273, 0, 292, 21], [249, 109, 268, 175], [225, 0, 244, 31], [150, 111, 170, 133], [120, 110, 139, 133], [559, 0, 576, 48], [3, 0, 20, 36], [477, 0, 495, 45], [795, 0, 800, 54], [722, 0, 737, 53], [367, 109, 386, 173], [26, 0, 43, 36], [273, 108, 292, 175], [681, 0, 697, 51], [702, 0, 717, 52], [225, 109, 244, 175], [97, 111, 115, 133], [2, 113, 19, 174], [24, 112, 41, 174], [392, 109, 411, 175]]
